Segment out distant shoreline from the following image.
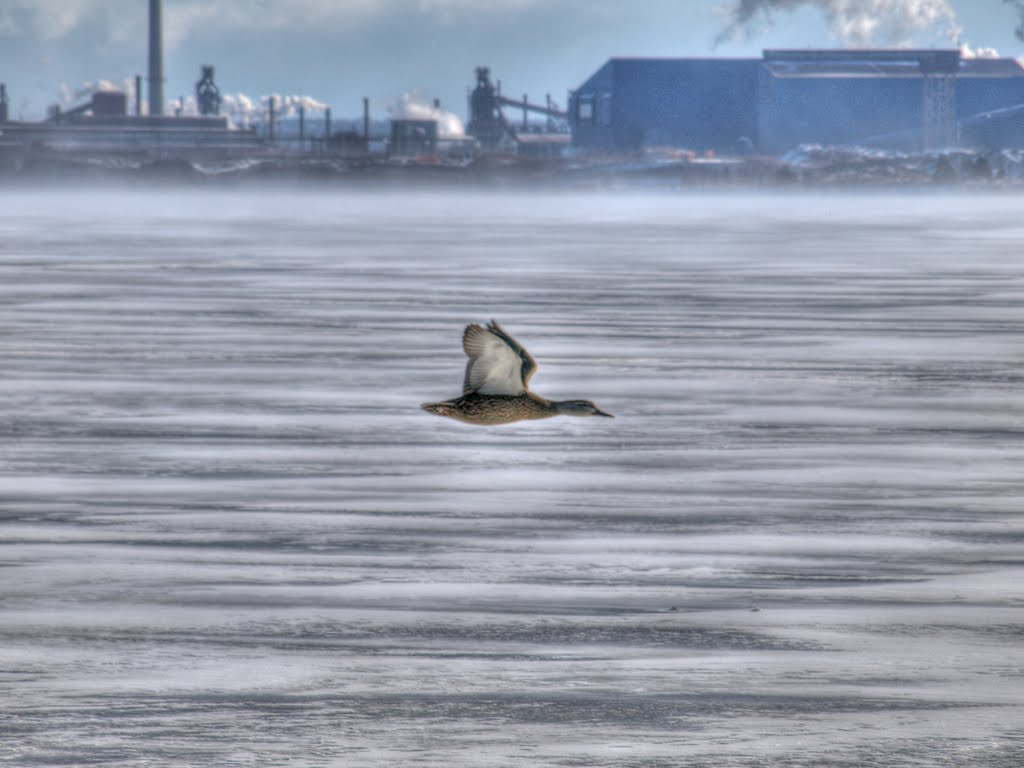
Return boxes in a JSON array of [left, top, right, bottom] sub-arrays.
[[1, 146, 1021, 189]]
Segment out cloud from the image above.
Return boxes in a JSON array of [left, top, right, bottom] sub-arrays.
[[0, 0, 96, 40], [1, 0, 563, 48], [0, 14, 22, 36], [414, 0, 552, 24], [0, 0, 143, 48]]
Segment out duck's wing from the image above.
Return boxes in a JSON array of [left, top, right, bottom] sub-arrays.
[[485, 320, 538, 388], [462, 321, 538, 395]]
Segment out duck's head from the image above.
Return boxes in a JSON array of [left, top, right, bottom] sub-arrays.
[[555, 399, 614, 418]]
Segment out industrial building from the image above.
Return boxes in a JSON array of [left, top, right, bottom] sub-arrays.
[[0, 0, 265, 169], [7, 0, 1023, 180], [570, 50, 1024, 155]]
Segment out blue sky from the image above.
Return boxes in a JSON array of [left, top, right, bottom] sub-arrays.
[[0, 1, 1020, 122]]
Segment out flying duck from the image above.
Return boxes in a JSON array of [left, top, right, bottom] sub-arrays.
[[421, 320, 613, 425]]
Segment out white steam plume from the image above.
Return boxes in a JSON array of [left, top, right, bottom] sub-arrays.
[[218, 93, 327, 127], [221, 93, 256, 125], [960, 43, 1000, 60], [48, 82, 340, 126], [270, 94, 330, 118], [58, 77, 137, 109], [387, 92, 465, 139], [717, 0, 961, 47]]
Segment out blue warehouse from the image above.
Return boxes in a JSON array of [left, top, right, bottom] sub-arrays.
[[570, 49, 1024, 154]]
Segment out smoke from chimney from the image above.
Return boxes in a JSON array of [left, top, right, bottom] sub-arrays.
[[1007, 1, 1024, 41], [388, 93, 465, 139], [716, 0, 961, 47]]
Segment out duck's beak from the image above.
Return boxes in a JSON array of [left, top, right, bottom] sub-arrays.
[[594, 408, 614, 418]]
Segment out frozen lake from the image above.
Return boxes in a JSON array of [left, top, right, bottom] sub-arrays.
[[1, 188, 1022, 767]]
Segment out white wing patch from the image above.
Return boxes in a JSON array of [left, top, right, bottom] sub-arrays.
[[463, 325, 527, 396]]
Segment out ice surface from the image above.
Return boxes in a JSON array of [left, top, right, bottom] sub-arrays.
[[1, 189, 1022, 767]]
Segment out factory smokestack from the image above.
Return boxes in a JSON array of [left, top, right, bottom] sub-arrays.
[[148, 0, 164, 116]]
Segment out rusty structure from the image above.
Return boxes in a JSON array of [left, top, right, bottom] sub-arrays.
[[195, 66, 222, 116], [466, 67, 567, 151]]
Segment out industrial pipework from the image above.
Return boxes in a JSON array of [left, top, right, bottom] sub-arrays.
[[466, 67, 567, 149]]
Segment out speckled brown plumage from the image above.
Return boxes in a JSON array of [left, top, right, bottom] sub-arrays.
[[421, 392, 558, 425]]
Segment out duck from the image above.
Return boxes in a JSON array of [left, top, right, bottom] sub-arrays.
[[422, 320, 613, 425]]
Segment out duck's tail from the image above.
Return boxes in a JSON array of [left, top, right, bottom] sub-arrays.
[[421, 402, 453, 418]]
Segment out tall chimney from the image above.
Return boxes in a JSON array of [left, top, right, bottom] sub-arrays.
[[148, 0, 164, 116]]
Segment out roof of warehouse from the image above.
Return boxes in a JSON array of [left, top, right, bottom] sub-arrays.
[[762, 49, 1022, 78], [764, 58, 1023, 78], [959, 58, 1024, 76], [575, 52, 1024, 92]]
